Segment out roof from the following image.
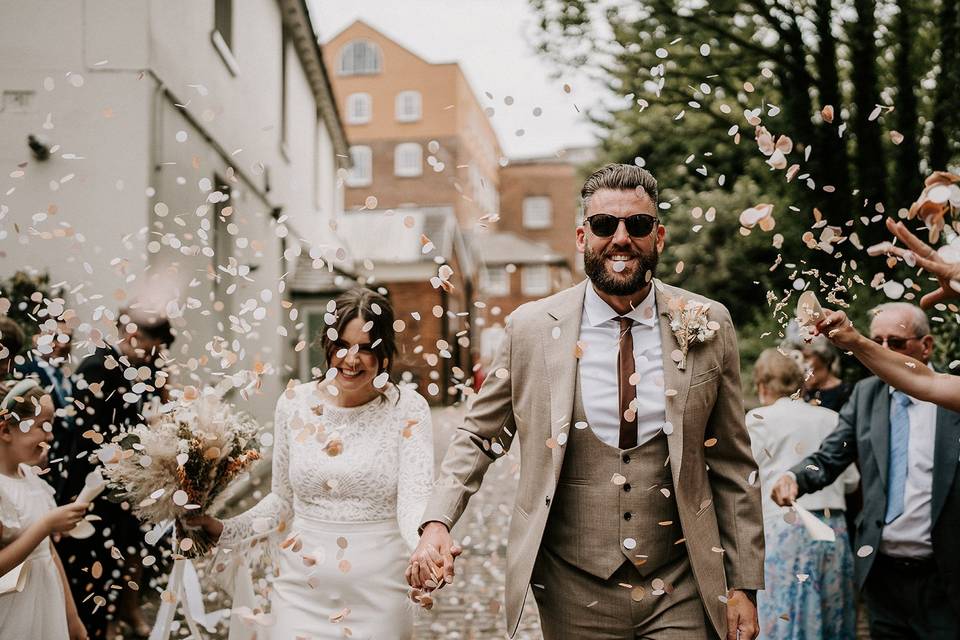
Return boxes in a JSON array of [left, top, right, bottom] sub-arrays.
[[467, 231, 568, 266], [288, 241, 359, 295], [338, 206, 459, 264], [283, 0, 350, 163]]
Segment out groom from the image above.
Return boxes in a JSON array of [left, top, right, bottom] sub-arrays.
[[408, 164, 764, 639]]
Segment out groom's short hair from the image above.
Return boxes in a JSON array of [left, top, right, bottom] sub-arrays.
[[580, 163, 659, 213]]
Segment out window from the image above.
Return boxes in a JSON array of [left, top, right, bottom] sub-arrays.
[[338, 40, 382, 76], [345, 146, 372, 187], [394, 143, 422, 177], [346, 93, 372, 125], [211, 0, 238, 75], [395, 91, 422, 122], [522, 265, 551, 296], [523, 196, 552, 229], [482, 266, 509, 296], [280, 29, 290, 155]]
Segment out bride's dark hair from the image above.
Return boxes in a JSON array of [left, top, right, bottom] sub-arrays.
[[320, 287, 398, 385]]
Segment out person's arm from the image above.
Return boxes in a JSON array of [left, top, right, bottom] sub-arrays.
[[52, 541, 87, 640], [409, 318, 517, 590], [205, 394, 294, 547], [816, 309, 960, 412], [0, 502, 88, 576], [419, 318, 518, 532], [790, 388, 860, 496]]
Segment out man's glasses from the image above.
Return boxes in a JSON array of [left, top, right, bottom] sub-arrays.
[[585, 213, 659, 238], [871, 335, 922, 350]]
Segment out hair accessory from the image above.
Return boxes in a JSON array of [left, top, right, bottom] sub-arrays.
[[0, 379, 41, 412]]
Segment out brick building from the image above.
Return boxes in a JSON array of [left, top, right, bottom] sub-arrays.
[[323, 20, 591, 403], [471, 149, 598, 366]]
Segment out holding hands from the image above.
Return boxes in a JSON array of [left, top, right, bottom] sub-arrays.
[[406, 522, 462, 606]]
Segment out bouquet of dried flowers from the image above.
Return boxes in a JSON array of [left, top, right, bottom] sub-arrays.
[[98, 386, 262, 558]]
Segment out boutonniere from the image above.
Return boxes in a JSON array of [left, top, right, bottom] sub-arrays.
[[664, 296, 720, 370]]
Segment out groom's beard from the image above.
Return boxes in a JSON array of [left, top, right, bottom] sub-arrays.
[[583, 243, 658, 296]]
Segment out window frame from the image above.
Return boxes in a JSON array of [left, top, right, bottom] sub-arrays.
[[395, 90, 423, 123], [211, 0, 239, 76], [338, 40, 382, 76], [345, 145, 372, 187], [482, 266, 509, 296], [394, 142, 423, 178], [521, 264, 551, 296], [522, 196, 553, 230], [346, 92, 372, 125]]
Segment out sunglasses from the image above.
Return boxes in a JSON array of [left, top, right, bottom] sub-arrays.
[[871, 335, 922, 350], [585, 213, 659, 238]]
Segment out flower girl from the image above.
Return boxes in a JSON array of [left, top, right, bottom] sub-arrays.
[[0, 379, 90, 640]]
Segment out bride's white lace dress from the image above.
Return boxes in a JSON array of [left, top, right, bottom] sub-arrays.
[[220, 382, 434, 639]]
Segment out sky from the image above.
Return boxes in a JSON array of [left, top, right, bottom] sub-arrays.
[[310, 0, 601, 159]]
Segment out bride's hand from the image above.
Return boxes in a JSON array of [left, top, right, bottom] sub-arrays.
[[182, 513, 224, 542]]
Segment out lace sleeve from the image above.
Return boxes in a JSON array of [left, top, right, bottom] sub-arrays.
[[219, 393, 295, 547], [396, 391, 435, 552]]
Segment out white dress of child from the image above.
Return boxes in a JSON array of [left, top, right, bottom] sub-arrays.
[[0, 463, 69, 640]]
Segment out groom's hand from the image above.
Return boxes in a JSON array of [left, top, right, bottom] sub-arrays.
[[407, 521, 462, 590], [726, 589, 758, 640]]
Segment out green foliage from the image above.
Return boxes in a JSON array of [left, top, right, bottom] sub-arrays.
[[533, 0, 960, 365]]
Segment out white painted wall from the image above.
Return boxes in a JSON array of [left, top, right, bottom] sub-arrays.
[[0, 0, 345, 421]]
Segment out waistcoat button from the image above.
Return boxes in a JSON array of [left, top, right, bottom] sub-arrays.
[[623, 483, 632, 492], [624, 512, 632, 521], [622, 454, 631, 463]]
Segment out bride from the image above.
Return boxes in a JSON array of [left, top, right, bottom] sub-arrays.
[[188, 288, 435, 639]]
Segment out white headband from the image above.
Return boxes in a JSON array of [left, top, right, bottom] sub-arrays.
[[0, 379, 41, 412]]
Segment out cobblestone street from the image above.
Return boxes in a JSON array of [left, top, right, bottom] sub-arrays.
[[413, 405, 542, 640]]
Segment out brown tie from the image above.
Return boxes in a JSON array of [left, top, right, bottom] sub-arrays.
[[617, 316, 638, 449]]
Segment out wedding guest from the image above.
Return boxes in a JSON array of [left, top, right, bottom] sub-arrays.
[[187, 288, 436, 639], [772, 303, 960, 638], [0, 379, 89, 640], [748, 349, 858, 639], [814, 217, 960, 411], [0, 316, 25, 378], [793, 335, 853, 411], [57, 307, 174, 639], [15, 319, 75, 484]]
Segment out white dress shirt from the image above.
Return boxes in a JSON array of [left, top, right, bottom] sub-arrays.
[[880, 387, 936, 558], [747, 397, 860, 526], [578, 282, 665, 449]]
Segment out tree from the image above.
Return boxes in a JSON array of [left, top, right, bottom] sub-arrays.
[[532, 0, 959, 351]]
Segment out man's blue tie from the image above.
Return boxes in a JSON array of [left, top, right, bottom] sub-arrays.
[[885, 390, 912, 524]]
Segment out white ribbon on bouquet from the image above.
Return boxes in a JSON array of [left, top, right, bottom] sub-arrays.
[[148, 522, 225, 640]]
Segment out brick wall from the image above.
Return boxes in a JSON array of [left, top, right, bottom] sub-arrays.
[[498, 162, 582, 273]]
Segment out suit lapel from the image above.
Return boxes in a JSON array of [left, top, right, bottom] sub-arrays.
[[655, 283, 693, 476], [541, 280, 588, 483], [870, 384, 892, 488], [932, 407, 960, 526]]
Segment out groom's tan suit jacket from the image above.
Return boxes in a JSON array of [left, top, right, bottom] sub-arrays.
[[422, 280, 765, 637]]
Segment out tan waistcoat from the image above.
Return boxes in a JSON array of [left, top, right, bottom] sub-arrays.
[[542, 372, 684, 580]]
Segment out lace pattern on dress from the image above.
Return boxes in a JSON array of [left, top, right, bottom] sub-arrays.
[[220, 382, 434, 552]]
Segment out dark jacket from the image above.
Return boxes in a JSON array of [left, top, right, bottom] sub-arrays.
[[790, 376, 960, 607]]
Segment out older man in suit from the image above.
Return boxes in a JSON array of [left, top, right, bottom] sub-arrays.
[[408, 164, 765, 639], [772, 302, 960, 639]]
